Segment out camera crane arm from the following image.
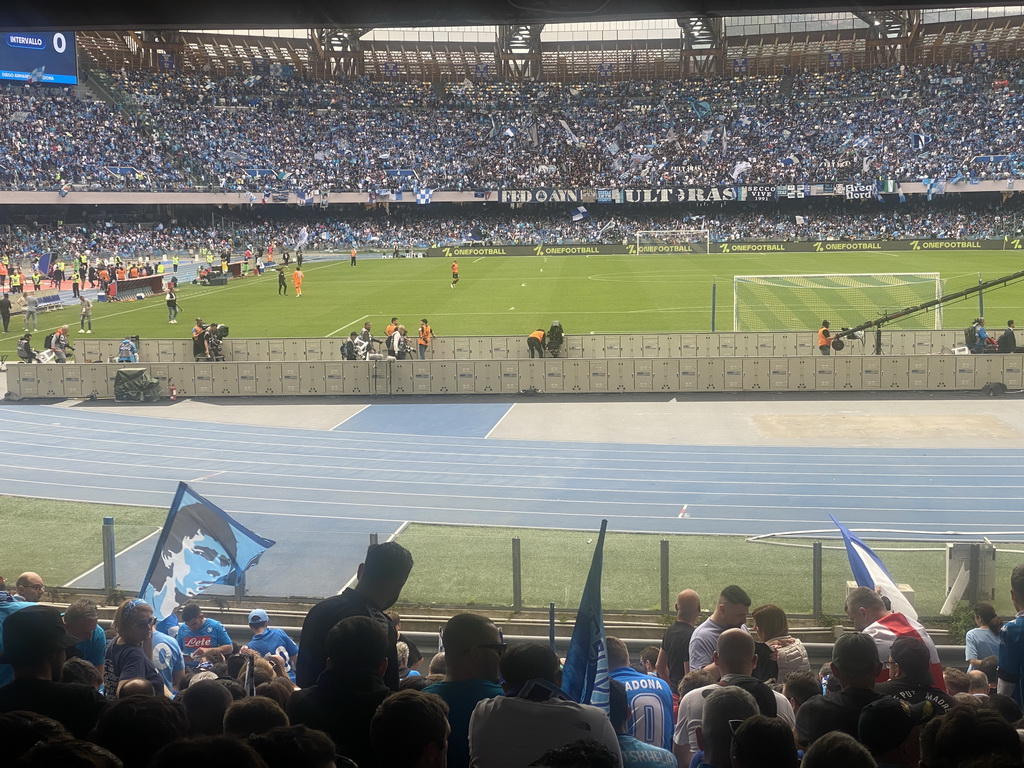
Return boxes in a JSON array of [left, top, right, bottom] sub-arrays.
[[833, 267, 1024, 353]]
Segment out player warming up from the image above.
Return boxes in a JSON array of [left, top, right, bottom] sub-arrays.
[[450, 260, 459, 288]]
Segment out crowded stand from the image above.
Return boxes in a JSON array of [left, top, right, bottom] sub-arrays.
[[1, 197, 1021, 265], [0, 86, 189, 192], [5, 549, 1024, 767], [2, 59, 1024, 192]]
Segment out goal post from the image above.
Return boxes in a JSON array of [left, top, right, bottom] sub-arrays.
[[733, 273, 944, 332], [634, 229, 710, 255]]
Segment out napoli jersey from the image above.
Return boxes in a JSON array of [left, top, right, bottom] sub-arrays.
[[999, 613, 1024, 708], [152, 630, 185, 693], [74, 623, 108, 667], [177, 618, 232, 667], [247, 627, 300, 682], [610, 666, 676, 751]]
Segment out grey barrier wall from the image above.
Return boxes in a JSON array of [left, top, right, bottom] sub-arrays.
[[74, 330, 968, 364], [8, 354, 1021, 400]]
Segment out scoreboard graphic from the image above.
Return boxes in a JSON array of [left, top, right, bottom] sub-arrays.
[[1, 31, 78, 85]]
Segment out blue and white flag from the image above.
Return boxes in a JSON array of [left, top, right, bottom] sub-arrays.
[[559, 119, 580, 146], [571, 206, 590, 222], [296, 226, 309, 248], [503, 127, 516, 138], [830, 515, 917, 621], [140, 482, 275, 623], [58, 183, 72, 198], [416, 187, 433, 205], [248, 192, 256, 206], [730, 161, 752, 180], [27, 66, 45, 84], [562, 520, 610, 711], [910, 133, 933, 151]]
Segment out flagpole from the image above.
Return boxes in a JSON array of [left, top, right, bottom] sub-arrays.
[[549, 602, 556, 653]]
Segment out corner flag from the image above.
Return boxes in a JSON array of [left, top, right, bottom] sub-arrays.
[[830, 515, 917, 621], [561, 519, 610, 711], [140, 482, 276, 622]]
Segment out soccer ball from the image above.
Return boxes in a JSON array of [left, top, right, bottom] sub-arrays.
[[136, 293, 145, 300], [521, 283, 526, 287]]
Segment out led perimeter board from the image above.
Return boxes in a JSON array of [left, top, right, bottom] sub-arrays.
[[1, 31, 77, 85]]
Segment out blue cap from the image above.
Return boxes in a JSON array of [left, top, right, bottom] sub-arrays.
[[247, 609, 269, 625]]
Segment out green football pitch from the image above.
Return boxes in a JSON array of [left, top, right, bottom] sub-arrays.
[[2, 249, 1022, 359]]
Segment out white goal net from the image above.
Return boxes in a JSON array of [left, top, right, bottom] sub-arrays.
[[633, 229, 710, 255], [733, 273, 943, 332]]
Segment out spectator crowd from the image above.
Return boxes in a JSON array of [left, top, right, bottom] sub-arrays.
[[2, 196, 1022, 264], [4, 546, 1024, 767], [0, 59, 1023, 192]]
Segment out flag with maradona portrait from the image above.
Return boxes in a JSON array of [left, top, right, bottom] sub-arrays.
[[140, 482, 275, 623]]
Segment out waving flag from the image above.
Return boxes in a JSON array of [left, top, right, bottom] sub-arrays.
[[571, 206, 590, 222], [26, 66, 45, 84], [830, 515, 917, 621], [416, 187, 433, 205], [140, 482, 275, 623], [562, 520, 610, 711]]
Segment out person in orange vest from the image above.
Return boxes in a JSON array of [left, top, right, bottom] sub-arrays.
[[418, 319, 433, 360], [292, 267, 303, 298], [386, 317, 398, 337], [0, 262, 7, 291], [527, 328, 545, 358], [818, 320, 836, 355], [350, 247, 357, 267], [450, 260, 459, 288]]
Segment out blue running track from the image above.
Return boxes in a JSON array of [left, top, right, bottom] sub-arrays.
[[0, 403, 1021, 598]]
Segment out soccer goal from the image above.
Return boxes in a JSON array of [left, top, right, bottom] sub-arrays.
[[733, 273, 944, 332], [634, 229, 710, 255]]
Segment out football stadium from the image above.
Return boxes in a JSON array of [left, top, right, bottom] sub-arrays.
[[2, 2, 1024, 762]]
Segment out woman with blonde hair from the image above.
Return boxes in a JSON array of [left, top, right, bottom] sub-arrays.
[[103, 598, 169, 699], [751, 603, 809, 683]]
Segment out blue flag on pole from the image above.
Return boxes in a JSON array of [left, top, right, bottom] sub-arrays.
[[140, 482, 276, 623], [561, 520, 610, 712], [829, 515, 917, 621]]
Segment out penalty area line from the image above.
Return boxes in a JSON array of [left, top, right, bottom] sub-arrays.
[[327, 315, 369, 338]]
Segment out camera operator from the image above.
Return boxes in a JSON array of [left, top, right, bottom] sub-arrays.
[[203, 323, 226, 362]]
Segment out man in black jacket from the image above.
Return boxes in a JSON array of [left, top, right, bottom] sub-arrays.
[[0, 605, 107, 738], [296, 541, 413, 690], [288, 616, 390, 768]]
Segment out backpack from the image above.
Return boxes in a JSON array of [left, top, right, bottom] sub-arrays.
[[965, 324, 978, 348], [43, 332, 54, 349]]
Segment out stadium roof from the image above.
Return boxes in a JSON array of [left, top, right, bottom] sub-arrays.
[[3, 0, 1019, 30]]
